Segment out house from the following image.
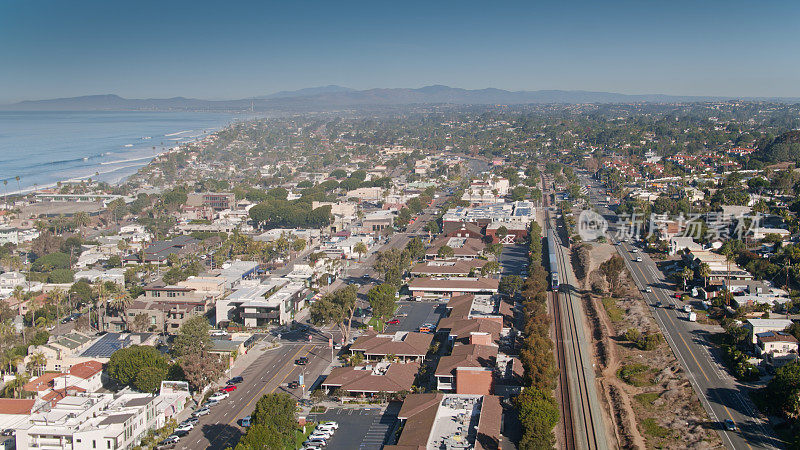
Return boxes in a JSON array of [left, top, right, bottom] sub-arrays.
[[186, 192, 235, 211], [668, 236, 702, 256], [743, 319, 794, 344], [349, 331, 433, 363], [25, 332, 94, 372], [755, 331, 798, 367], [125, 299, 205, 334], [425, 237, 485, 260], [123, 236, 199, 264], [384, 393, 502, 450], [407, 278, 499, 300], [24, 360, 105, 399], [410, 259, 487, 277], [0, 399, 35, 433], [73, 268, 126, 286], [321, 361, 420, 397], [684, 250, 752, 282]]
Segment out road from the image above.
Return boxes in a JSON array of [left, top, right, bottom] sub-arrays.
[[581, 173, 782, 449], [173, 336, 331, 449]]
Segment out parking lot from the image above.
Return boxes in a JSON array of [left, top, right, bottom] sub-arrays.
[[385, 300, 446, 333], [499, 244, 528, 276], [306, 404, 399, 449]]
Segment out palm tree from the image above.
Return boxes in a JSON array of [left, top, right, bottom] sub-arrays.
[[110, 290, 132, 331], [73, 211, 90, 233], [50, 288, 65, 333], [26, 352, 46, 377], [14, 176, 21, 195], [698, 263, 711, 288], [353, 241, 368, 262], [681, 266, 694, 290], [92, 282, 109, 332], [4, 373, 30, 398]]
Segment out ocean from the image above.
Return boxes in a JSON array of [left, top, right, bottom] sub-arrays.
[[0, 111, 249, 193]]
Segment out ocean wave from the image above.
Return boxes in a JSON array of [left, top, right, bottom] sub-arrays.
[[99, 156, 154, 165], [164, 130, 192, 137]]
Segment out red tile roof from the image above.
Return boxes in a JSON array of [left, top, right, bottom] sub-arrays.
[[68, 360, 104, 379], [0, 398, 35, 415]]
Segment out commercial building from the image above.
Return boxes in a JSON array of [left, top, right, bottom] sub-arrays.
[[407, 278, 499, 300], [349, 331, 433, 363], [321, 361, 420, 397], [384, 393, 502, 450]]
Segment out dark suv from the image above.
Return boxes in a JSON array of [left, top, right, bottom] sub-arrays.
[[295, 357, 309, 365]]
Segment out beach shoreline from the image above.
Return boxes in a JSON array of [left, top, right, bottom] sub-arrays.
[[0, 112, 251, 197]]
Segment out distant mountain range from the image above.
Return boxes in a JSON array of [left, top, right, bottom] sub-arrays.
[[4, 85, 799, 111]]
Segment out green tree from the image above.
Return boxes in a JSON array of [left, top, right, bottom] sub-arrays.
[[107, 345, 169, 388], [353, 241, 368, 262], [367, 283, 397, 325], [436, 245, 454, 259], [171, 315, 211, 357], [516, 388, 559, 449], [309, 285, 358, 344], [499, 275, 523, 297]]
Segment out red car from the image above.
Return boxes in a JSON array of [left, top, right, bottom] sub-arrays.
[[220, 385, 237, 392], [386, 318, 400, 325]]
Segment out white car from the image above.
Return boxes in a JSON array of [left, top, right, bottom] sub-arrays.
[[318, 421, 339, 430], [192, 407, 210, 417], [175, 423, 194, 433], [310, 430, 334, 439], [644, 287, 652, 293], [209, 392, 229, 402], [631, 248, 638, 253]]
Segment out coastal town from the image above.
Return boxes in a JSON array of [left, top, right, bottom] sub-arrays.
[[1, 101, 800, 450]]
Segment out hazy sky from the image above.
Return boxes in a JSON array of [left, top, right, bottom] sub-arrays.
[[2, 0, 799, 102]]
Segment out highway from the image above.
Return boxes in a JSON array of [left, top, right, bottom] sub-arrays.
[[581, 174, 782, 449]]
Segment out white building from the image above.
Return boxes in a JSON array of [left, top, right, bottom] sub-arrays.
[[744, 318, 794, 344], [14, 393, 160, 450]]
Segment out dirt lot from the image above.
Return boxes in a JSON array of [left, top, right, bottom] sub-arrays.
[[575, 241, 723, 449]]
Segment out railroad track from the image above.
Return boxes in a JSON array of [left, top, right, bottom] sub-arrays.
[[550, 287, 576, 450], [542, 174, 602, 450], [551, 223, 601, 450]]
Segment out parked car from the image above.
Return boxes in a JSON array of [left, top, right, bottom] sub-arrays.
[[295, 357, 309, 365], [176, 422, 194, 431], [303, 438, 327, 447], [181, 417, 199, 426], [318, 421, 339, 430], [288, 381, 300, 389], [202, 399, 219, 408], [228, 376, 243, 384], [385, 318, 400, 325], [171, 429, 189, 438], [160, 436, 180, 445], [220, 384, 237, 392], [241, 416, 252, 427], [192, 407, 210, 417], [174, 424, 193, 433], [209, 392, 229, 402], [418, 325, 432, 333]]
